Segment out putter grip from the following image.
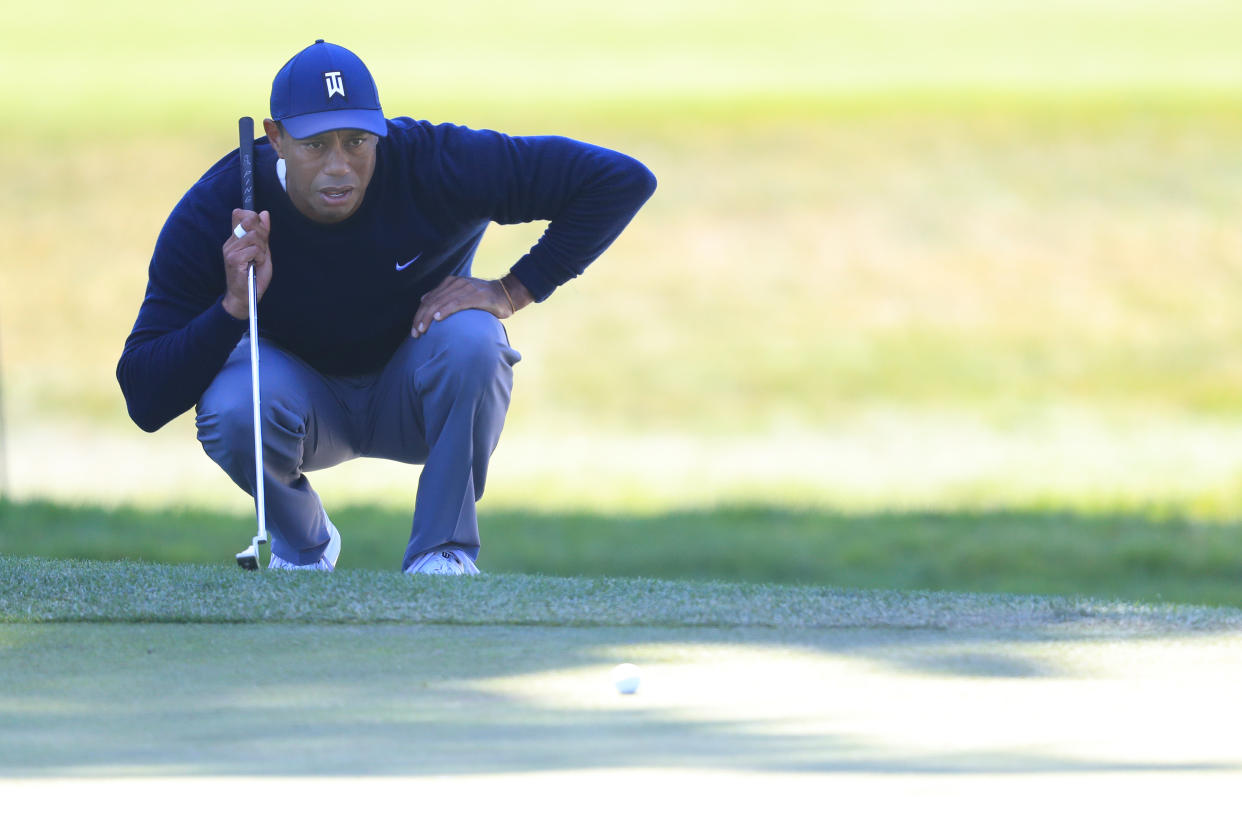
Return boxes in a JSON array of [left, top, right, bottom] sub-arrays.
[[238, 116, 255, 212]]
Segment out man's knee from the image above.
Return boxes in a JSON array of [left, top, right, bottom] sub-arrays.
[[196, 380, 307, 467], [418, 310, 520, 383]]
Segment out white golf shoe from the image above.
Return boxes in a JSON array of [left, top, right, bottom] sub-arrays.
[[269, 554, 333, 572], [404, 548, 480, 576], [267, 510, 342, 571]]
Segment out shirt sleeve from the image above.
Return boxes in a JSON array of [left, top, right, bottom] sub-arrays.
[[116, 181, 247, 432], [431, 127, 658, 301]]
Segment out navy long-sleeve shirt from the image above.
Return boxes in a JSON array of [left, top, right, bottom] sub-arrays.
[[117, 118, 657, 432]]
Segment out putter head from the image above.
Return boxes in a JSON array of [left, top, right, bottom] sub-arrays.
[[236, 538, 267, 571], [236, 546, 259, 570]]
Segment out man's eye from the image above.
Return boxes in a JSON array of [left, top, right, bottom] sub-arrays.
[[304, 142, 323, 151]]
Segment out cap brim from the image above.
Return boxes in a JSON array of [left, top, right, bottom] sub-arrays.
[[281, 109, 388, 139]]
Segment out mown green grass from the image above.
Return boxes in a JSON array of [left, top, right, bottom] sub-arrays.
[[5, 498, 1242, 607], [5, 618, 1239, 782], [4, 555, 1239, 628], [3, 558, 1239, 781]]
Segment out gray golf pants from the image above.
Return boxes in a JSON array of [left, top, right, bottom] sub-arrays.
[[195, 309, 520, 570]]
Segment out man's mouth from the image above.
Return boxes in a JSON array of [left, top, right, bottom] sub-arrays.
[[319, 186, 353, 203]]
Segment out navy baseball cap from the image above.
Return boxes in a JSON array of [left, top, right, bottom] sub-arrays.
[[270, 40, 387, 139]]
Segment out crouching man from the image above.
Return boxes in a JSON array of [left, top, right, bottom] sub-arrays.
[[116, 41, 656, 573]]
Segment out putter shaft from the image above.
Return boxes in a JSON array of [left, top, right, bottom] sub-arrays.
[[236, 115, 264, 570], [248, 262, 266, 551]]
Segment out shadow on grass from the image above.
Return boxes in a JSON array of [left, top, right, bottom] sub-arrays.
[[3, 496, 1242, 607], [1, 623, 1237, 778]]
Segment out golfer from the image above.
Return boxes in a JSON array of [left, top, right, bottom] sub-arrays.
[[116, 40, 656, 573]]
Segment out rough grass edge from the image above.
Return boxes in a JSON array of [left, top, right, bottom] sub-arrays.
[[4, 557, 1240, 633]]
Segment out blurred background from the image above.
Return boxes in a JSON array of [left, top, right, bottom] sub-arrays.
[[3, 0, 1242, 598]]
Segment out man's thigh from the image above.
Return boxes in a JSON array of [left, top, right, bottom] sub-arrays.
[[360, 310, 517, 464]]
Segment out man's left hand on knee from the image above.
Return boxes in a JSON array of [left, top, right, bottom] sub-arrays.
[[411, 274, 533, 338]]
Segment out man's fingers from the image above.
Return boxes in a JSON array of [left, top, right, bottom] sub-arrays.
[[225, 209, 272, 282], [231, 208, 257, 231], [221, 211, 274, 320], [231, 207, 267, 224], [411, 278, 465, 335], [229, 240, 267, 267], [240, 236, 268, 262], [412, 302, 460, 337], [411, 276, 506, 337], [411, 297, 454, 336], [229, 209, 271, 242]]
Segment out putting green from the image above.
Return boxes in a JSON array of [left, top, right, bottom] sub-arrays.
[[2, 622, 1239, 800]]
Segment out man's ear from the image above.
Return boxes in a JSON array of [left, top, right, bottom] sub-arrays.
[[262, 118, 284, 158]]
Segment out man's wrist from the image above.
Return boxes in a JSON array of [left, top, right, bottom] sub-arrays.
[[500, 272, 534, 312], [221, 294, 248, 320], [496, 275, 516, 315]]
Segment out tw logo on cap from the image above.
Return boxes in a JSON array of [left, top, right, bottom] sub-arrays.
[[324, 71, 345, 99]]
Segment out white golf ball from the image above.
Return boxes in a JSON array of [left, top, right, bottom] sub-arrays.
[[612, 662, 641, 694]]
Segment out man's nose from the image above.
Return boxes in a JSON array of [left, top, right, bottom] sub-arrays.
[[323, 143, 350, 176]]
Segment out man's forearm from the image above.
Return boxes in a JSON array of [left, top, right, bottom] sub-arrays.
[[117, 299, 246, 432], [501, 149, 657, 302]]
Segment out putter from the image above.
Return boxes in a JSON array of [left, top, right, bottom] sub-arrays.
[[235, 116, 267, 571]]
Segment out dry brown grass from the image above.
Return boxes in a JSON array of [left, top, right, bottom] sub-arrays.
[[6, 112, 1242, 430], [6, 108, 1242, 510]]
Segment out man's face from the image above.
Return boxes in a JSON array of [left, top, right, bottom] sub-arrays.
[[264, 119, 377, 223]]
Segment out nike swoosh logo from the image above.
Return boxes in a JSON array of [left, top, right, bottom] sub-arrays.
[[395, 254, 422, 271]]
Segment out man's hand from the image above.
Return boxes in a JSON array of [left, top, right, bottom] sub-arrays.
[[221, 208, 273, 320], [411, 274, 533, 337]]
